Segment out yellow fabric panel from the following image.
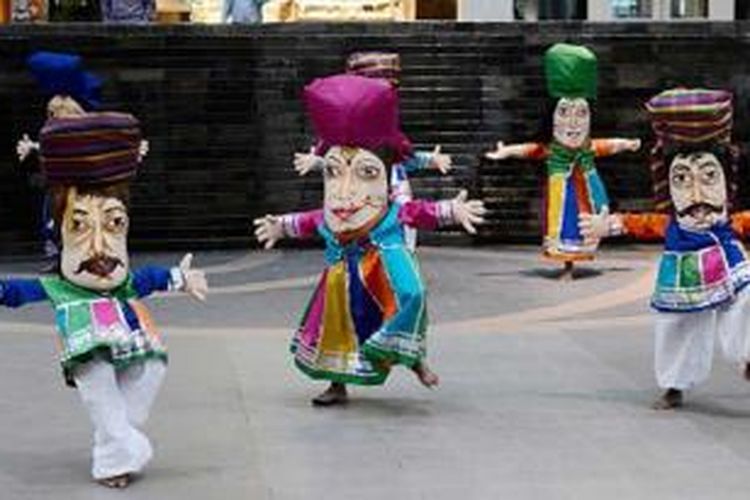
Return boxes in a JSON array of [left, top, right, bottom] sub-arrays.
[[318, 261, 357, 355]]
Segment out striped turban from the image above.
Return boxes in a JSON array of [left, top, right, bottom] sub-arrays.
[[346, 52, 401, 87], [645, 88, 738, 212], [40, 112, 142, 186]]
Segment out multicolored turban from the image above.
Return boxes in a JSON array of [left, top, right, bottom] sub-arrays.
[[40, 112, 142, 186], [346, 52, 401, 87], [304, 74, 412, 162], [646, 88, 738, 212]]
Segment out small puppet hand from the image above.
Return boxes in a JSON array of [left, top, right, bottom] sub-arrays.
[[627, 138, 641, 152], [579, 207, 615, 244], [485, 141, 510, 161], [138, 140, 150, 161], [179, 253, 208, 302], [254, 214, 284, 249], [294, 147, 324, 176], [429, 145, 452, 174], [452, 189, 487, 235], [16, 134, 39, 162]]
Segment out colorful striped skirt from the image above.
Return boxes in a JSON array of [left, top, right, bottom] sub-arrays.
[[543, 165, 609, 261], [291, 245, 427, 386]]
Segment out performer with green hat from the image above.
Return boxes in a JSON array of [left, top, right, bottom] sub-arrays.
[[486, 43, 641, 278]]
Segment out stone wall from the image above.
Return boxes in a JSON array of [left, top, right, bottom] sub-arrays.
[[0, 22, 749, 254]]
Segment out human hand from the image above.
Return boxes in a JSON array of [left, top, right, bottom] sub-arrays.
[[179, 253, 208, 301], [451, 189, 487, 234], [253, 214, 284, 249], [429, 145, 452, 174], [16, 134, 39, 162], [485, 141, 511, 161]]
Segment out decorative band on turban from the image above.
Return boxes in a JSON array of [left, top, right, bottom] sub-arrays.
[[646, 88, 733, 146], [40, 112, 142, 185], [646, 88, 738, 212], [27, 51, 102, 111], [544, 43, 598, 100], [346, 52, 401, 86], [304, 74, 412, 162]]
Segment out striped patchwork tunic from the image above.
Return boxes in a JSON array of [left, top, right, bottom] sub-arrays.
[[515, 139, 624, 261], [0, 267, 178, 380], [622, 212, 750, 312], [283, 200, 454, 385]]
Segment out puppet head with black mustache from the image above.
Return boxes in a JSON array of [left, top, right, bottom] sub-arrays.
[[54, 184, 130, 291]]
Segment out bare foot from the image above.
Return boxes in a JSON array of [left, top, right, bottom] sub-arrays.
[[412, 362, 440, 388], [652, 388, 683, 410], [98, 473, 131, 489], [559, 261, 575, 281], [312, 383, 348, 407]]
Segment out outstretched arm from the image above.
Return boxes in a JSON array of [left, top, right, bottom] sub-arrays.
[[731, 211, 750, 238], [399, 190, 486, 234], [402, 146, 452, 175], [579, 208, 669, 243], [132, 253, 208, 302], [254, 208, 324, 248], [485, 141, 547, 161], [0, 279, 48, 308], [591, 138, 641, 158]]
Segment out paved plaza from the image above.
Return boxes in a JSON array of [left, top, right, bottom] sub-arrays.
[[1, 246, 750, 499]]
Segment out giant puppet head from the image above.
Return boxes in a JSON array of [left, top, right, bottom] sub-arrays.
[[303, 74, 411, 234], [646, 88, 738, 230], [544, 43, 598, 150], [40, 112, 142, 291]]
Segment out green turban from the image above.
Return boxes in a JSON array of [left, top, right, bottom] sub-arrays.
[[544, 43, 598, 100]]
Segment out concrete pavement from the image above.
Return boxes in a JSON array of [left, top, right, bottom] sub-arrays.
[[1, 246, 750, 499]]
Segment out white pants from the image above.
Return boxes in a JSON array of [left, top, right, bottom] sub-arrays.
[[654, 290, 750, 390], [73, 358, 166, 480]]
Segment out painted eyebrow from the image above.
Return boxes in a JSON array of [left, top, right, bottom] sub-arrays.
[[104, 207, 127, 214], [72, 208, 90, 216]]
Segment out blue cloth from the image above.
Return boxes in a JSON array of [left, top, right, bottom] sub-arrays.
[[652, 220, 750, 312], [27, 51, 102, 110], [101, 0, 155, 22], [0, 266, 172, 309], [223, 0, 262, 23]]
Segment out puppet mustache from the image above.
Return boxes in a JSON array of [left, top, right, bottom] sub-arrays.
[[677, 202, 725, 217], [76, 255, 123, 277]]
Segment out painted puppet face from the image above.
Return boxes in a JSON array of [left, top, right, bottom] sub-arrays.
[[60, 188, 130, 291], [323, 146, 389, 234], [669, 152, 727, 230], [47, 95, 86, 119], [553, 97, 591, 150]]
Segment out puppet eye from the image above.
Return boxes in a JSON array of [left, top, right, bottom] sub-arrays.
[[357, 163, 381, 179], [106, 215, 128, 233], [324, 163, 342, 178], [70, 218, 89, 233]]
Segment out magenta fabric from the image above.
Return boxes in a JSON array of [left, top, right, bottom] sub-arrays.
[[299, 270, 327, 347], [304, 74, 411, 161], [701, 246, 727, 285], [397, 200, 440, 230], [293, 209, 324, 238]]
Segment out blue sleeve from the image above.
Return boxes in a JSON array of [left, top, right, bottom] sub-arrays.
[[0, 279, 48, 308], [131, 266, 173, 298], [401, 151, 432, 174]]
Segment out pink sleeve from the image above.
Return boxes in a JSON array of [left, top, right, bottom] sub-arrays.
[[398, 200, 454, 230], [280, 209, 324, 239]]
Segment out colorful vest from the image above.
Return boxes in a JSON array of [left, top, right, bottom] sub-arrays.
[[652, 220, 750, 312], [40, 276, 167, 369]]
